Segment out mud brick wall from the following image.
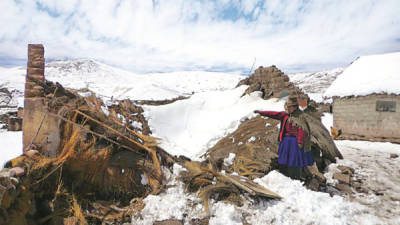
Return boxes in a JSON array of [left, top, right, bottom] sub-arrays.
[[333, 94, 400, 141], [25, 44, 45, 98], [23, 44, 60, 157]]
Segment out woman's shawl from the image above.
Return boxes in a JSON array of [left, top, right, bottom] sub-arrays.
[[288, 110, 343, 161]]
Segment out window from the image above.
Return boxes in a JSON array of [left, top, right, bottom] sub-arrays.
[[376, 100, 396, 112]]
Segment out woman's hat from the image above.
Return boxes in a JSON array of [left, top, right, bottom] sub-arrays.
[[287, 95, 298, 106]]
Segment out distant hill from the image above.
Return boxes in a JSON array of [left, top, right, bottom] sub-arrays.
[[0, 59, 245, 110], [289, 68, 344, 103]]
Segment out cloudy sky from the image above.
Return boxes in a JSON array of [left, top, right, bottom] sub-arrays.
[[1, 0, 399, 73]]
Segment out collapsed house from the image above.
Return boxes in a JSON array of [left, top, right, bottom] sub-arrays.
[[0, 45, 343, 224]]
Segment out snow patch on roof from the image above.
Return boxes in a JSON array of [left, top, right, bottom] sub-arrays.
[[324, 52, 400, 98]]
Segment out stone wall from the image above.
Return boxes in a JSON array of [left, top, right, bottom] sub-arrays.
[[333, 94, 400, 142], [22, 44, 60, 157]]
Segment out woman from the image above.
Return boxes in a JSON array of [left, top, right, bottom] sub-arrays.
[[254, 96, 314, 179]]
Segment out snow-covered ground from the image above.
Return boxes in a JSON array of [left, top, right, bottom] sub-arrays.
[[328, 140, 400, 224], [136, 96, 400, 224], [133, 163, 375, 225], [0, 130, 22, 169]]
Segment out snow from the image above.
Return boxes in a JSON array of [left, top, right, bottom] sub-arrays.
[[131, 121, 143, 130], [133, 166, 382, 225], [321, 113, 333, 131], [223, 153, 236, 167], [0, 130, 22, 169], [247, 136, 256, 142], [143, 88, 285, 159], [209, 203, 242, 225], [141, 174, 149, 185], [132, 164, 206, 225], [324, 52, 400, 98]]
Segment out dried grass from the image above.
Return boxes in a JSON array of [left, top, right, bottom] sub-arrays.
[[71, 195, 88, 225]]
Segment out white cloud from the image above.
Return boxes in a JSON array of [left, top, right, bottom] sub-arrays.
[[0, 0, 399, 73]]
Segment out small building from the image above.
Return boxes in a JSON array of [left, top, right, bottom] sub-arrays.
[[324, 52, 400, 143]]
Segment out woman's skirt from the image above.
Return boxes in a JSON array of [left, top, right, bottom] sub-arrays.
[[278, 136, 314, 167]]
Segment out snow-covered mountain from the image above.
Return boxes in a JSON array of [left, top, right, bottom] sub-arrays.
[[289, 68, 344, 103], [47, 59, 246, 100], [0, 59, 244, 109]]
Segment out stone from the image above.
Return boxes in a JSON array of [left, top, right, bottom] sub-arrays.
[[190, 217, 209, 225], [306, 177, 320, 191], [323, 185, 342, 197], [25, 150, 39, 158], [9, 167, 25, 177], [154, 219, 183, 225], [7, 116, 23, 131], [390, 153, 398, 158], [307, 163, 326, 182], [333, 173, 350, 184], [352, 181, 361, 189], [337, 165, 354, 175], [335, 183, 352, 194]]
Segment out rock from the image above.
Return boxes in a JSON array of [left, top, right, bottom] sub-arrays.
[[25, 150, 39, 158], [335, 183, 352, 194], [306, 177, 320, 191], [307, 163, 326, 182], [154, 219, 184, 225], [190, 217, 210, 225], [322, 185, 342, 197], [7, 117, 23, 131], [9, 167, 25, 177], [337, 165, 354, 175], [352, 181, 361, 189], [333, 173, 350, 184], [390, 153, 398, 158]]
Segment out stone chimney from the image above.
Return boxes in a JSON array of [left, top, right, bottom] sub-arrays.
[[22, 44, 60, 157]]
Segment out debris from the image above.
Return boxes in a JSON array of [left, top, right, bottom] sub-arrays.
[[1, 78, 175, 224], [9, 167, 25, 177], [337, 165, 354, 175], [335, 183, 352, 194], [333, 173, 351, 185], [7, 116, 22, 131], [180, 161, 281, 213], [154, 219, 184, 225], [237, 65, 298, 100]]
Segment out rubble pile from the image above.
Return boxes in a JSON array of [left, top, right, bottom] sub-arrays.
[[237, 65, 301, 99], [0, 79, 175, 224], [206, 116, 280, 179]]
